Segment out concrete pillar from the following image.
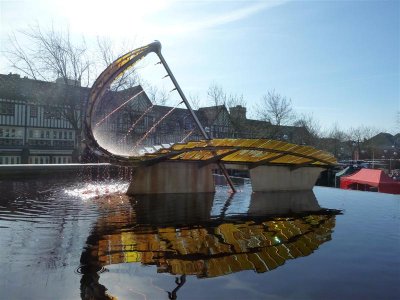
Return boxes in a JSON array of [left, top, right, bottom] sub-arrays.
[[249, 165, 324, 192], [126, 161, 215, 195]]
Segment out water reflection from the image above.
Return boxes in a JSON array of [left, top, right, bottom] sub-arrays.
[[79, 190, 341, 299]]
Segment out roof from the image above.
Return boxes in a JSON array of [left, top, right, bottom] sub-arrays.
[[340, 168, 400, 194], [196, 105, 228, 126], [366, 132, 398, 149], [129, 138, 337, 168], [0, 73, 89, 106], [341, 169, 395, 185]]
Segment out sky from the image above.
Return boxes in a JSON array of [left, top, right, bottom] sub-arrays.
[[0, 0, 399, 134]]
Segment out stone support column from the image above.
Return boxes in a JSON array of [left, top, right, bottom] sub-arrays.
[[249, 165, 324, 192], [126, 161, 215, 195]]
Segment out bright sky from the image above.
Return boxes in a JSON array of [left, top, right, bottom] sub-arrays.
[[0, 0, 399, 134]]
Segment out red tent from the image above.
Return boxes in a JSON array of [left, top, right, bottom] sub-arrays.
[[340, 169, 400, 194]]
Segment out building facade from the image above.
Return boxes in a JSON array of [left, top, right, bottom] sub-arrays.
[[0, 73, 87, 164], [0, 73, 312, 164]]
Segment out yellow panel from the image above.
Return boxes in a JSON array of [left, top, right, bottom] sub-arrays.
[[136, 138, 336, 166]]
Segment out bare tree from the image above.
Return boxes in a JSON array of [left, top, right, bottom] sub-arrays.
[[188, 93, 201, 110], [257, 90, 294, 126], [147, 85, 169, 105], [293, 113, 321, 146], [254, 90, 294, 139], [347, 125, 379, 160], [226, 93, 245, 109], [207, 82, 226, 107], [207, 82, 247, 110], [5, 24, 91, 85], [96, 36, 139, 93], [348, 125, 378, 144], [320, 123, 349, 158], [3, 25, 91, 156]]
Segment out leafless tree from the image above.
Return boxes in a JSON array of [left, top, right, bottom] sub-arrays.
[[96, 36, 139, 92], [256, 90, 294, 126], [188, 93, 201, 110], [347, 125, 379, 159], [348, 125, 378, 144], [226, 93, 245, 110], [3, 25, 91, 154], [5, 24, 91, 85], [207, 82, 226, 107], [293, 113, 321, 146], [320, 123, 349, 158], [147, 85, 169, 105], [254, 90, 294, 139]]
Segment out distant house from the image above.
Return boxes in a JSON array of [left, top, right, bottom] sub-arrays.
[[229, 105, 311, 144], [365, 132, 398, 151], [196, 105, 235, 138]]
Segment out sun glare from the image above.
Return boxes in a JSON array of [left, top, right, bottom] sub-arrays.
[[53, 0, 174, 38]]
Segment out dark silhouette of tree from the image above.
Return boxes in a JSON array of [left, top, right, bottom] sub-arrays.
[[4, 25, 91, 156]]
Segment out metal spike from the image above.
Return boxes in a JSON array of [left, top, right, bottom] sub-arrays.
[[162, 74, 170, 79], [169, 87, 177, 93]]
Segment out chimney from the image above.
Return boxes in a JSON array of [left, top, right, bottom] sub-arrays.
[[230, 105, 246, 120]]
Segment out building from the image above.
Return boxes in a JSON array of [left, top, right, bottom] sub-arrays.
[[0, 73, 88, 164], [0, 73, 312, 164], [229, 105, 311, 144]]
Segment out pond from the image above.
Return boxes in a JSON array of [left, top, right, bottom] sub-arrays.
[[0, 175, 399, 300]]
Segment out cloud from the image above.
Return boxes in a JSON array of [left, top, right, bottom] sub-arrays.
[[158, 1, 289, 35]]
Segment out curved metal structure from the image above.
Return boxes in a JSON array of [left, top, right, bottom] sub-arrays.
[[127, 138, 337, 168], [84, 41, 336, 193], [84, 41, 163, 162]]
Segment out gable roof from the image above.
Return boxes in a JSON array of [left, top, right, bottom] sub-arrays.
[[366, 132, 396, 149], [0, 73, 90, 106], [196, 105, 229, 126]]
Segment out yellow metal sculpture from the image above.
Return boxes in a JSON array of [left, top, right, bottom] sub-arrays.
[[84, 41, 336, 193], [130, 138, 337, 167]]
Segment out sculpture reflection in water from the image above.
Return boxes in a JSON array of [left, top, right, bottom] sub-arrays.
[[79, 190, 341, 299]]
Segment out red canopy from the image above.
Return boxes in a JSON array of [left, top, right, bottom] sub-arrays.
[[340, 169, 400, 194]]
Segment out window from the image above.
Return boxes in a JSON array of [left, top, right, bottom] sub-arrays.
[[59, 132, 62, 139], [30, 105, 38, 117], [0, 102, 15, 116], [29, 130, 33, 138], [69, 132, 72, 140], [44, 107, 61, 119], [15, 129, 23, 138], [53, 131, 57, 139]]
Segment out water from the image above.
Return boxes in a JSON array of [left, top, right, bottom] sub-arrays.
[[0, 177, 399, 300]]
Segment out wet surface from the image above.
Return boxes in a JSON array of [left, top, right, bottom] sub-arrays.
[[0, 177, 399, 299]]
